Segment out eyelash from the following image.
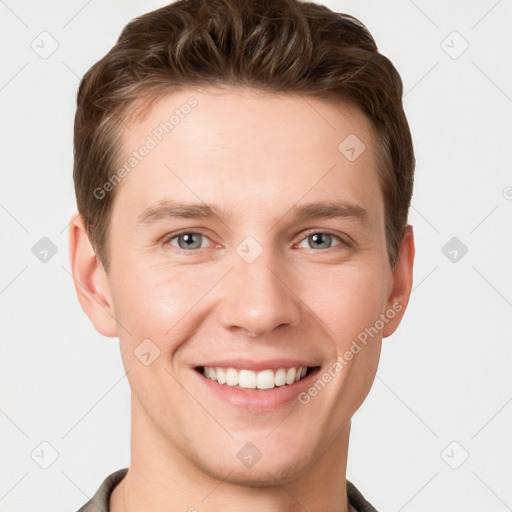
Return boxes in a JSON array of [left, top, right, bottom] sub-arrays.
[[162, 229, 352, 252]]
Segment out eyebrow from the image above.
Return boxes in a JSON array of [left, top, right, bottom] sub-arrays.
[[137, 199, 367, 225]]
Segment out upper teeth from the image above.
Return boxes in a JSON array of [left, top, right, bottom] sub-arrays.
[[203, 366, 308, 390]]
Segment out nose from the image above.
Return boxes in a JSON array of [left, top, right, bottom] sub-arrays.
[[217, 247, 301, 337]]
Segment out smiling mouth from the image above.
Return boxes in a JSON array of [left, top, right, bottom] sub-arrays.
[[195, 365, 319, 391]]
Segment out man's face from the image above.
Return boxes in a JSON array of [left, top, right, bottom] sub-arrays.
[[97, 88, 406, 484]]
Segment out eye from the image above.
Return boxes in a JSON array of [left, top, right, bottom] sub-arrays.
[[166, 232, 211, 250], [296, 232, 347, 250], [164, 231, 349, 252]]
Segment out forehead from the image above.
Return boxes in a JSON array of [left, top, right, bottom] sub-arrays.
[[113, 87, 383, 223]]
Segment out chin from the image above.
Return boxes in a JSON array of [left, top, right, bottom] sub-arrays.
[[197, 448, 313, 488]]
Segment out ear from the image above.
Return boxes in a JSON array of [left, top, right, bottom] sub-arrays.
[[382, 225, 415, 338], [68, 213, 118, 338]]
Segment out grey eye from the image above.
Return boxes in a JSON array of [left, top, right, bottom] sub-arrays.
[[298, 233, 341, 250], [170, 233, 205, 250]]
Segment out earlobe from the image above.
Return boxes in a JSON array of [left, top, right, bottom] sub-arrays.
[[68, 213, 118, 338], [382, 225, 415, 338]]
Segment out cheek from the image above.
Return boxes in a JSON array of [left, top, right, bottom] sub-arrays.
[[109, 245, 390, 358], [296, 265, 387, 417], [297, 262, 390, 345], [110, 263, 217, 349]]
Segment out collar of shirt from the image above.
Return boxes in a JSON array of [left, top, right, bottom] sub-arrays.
[[75, 468, 379, 512]]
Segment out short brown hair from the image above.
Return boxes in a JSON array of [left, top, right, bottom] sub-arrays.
[[73, 0, 414, 271]]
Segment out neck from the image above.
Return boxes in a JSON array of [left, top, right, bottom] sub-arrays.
[[111, 395, 352, 512]]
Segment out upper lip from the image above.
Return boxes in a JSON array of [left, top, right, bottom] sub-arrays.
[[194, 359, 319, 371]]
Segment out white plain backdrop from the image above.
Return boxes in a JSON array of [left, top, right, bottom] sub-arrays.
[[1, 1, 511, 511]]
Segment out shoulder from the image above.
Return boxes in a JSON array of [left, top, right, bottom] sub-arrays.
[[347, 480, 380, 512], [75, 468, 128, 512]]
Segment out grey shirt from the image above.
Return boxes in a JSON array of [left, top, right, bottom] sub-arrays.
[[76, 468, 379, 512]]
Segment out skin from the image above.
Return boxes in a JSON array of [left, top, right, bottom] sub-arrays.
[[69, 87, 414, 512]]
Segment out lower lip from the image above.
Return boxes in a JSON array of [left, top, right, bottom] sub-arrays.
[[193, 367, 320, 411]]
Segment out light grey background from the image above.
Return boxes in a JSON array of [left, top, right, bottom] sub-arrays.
[[1, 1, 511, 511]]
